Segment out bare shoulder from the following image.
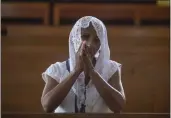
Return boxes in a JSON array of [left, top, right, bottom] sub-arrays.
[[108, 60, 125, 98], [108, 69, 120, 89], [109, 60, 122, 68], [41, 60, 68, 98], [108, 60, 122, 85]]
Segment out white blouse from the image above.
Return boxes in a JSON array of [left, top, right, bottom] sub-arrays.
[[42, 60, 121, 113]]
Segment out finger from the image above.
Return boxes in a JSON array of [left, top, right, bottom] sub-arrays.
[[82, 48, 86, 57], [82, 50, 87, 61], [77, 41, 83, 52], [88, 46, 94, 58], [84, 51, 91, 64], [85, 46, 91, 58], [84, 45, 89, 54], [90, 47, 94, 57], [82, 49, 88, 60], [78, 41, 86, 54], [86, 45, 92, 57], [83, 46, 90, 58]]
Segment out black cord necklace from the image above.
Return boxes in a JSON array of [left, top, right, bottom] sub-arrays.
[[75, 57, 96, 113]]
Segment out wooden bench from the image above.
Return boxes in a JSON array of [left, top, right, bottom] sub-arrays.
[[53, 4, 169, 25], [2, 113, 170, 118], [1, 26, 169, 112], [1, 2, 49, 25]]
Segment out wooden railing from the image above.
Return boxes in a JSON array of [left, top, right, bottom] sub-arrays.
[[2, 26, 170, 113], [2, 113, 170, 118], [1, 2, 49, 25], [54, 4, 169, 25], [1, 2, 169, 26]]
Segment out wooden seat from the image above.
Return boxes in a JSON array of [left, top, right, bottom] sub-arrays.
[[53, 4, 169, 25], [1, 26, 169, 112], [1, 2, 49, 25], [138, 5, 170, 20], [2, 113, 170, 118]]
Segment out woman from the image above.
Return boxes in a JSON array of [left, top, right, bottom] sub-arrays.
[[41, 16, 126, 113]]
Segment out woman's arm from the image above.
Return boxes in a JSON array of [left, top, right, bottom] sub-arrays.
[[41, 70, 81, 113], [82, 46, 126, 112], [90, 69, 126, 113], [41, 42, 85, 113]]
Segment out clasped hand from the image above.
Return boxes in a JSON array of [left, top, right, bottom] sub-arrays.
[[75, 41, 95, 75]]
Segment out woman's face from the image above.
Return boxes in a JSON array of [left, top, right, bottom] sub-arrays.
[[81, 22, 101, 57]]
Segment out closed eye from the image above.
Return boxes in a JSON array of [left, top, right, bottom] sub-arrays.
[[81, 34, 89, 40]]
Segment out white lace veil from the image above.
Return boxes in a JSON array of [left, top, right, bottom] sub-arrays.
[[68, 16, 119, 111]]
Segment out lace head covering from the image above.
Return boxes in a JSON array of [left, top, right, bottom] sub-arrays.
[[67, 16, 119, 111]]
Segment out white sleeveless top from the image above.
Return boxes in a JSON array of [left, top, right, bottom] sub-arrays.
[[42, 60, 121, 113]]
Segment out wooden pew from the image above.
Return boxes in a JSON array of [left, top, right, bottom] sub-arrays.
[[136, 5, 169, 24], [1, 2, 49, 25], [1, 26, 169, 112], [2, 113, 170, 118], [53, 4, 169, 25]]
